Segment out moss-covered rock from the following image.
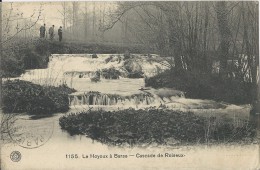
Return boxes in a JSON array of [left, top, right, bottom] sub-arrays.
[[124, 59, 144, 78], [100, 68, 121, 79]]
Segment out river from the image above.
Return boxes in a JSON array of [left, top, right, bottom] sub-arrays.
[[1, 54, 259, 169]]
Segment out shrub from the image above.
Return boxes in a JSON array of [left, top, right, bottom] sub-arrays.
[[59, 108, 256, 146], [1, 50, 25, 77], [2, 80, 76, 114], [2, 39, 50, 77], [145, 68, 253, 104]]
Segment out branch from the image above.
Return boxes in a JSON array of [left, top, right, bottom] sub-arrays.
[[4, 3, 14, 32], [2, 5, 43, 44], [99, 2, 150, 32], [133, 8, 155, 31]]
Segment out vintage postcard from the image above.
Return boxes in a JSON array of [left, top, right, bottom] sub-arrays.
[[0, 1, 259, 170]]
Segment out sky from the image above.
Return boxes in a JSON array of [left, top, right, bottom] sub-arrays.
[[3, 2, 64, 27], [3, 2, 118, 29]]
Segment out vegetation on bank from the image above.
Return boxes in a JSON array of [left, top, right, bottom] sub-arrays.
[[59, 108, 256, 146], [2, 80, 76, 114], [145, 68, 253, 105]]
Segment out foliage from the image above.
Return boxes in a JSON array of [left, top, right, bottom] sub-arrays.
[[59, 108, 256, 146], [1, 50, 25, 77], [2, 39, 49, 77], [145, 68, 253, 104], [2, 80, 76, 114]]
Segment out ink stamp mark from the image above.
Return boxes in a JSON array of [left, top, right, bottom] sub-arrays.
[[7, 116, 54, 149], [10, 151, 21, 162]]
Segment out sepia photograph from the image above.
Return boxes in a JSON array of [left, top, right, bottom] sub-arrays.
[[0, 1, 259, 169]]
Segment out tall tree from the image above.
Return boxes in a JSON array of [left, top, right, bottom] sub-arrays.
[[61, 2, 67, 30], [84, 2, 88, 41], [72, 2, 79, 38], [92, 2, 96, 41], [216, 1, 232, 76]]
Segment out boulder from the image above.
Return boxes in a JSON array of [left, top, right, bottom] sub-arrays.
[[92, 54, 98, 58], [124, 59, 144, 78]]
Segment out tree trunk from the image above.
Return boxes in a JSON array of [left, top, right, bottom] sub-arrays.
[[62, 2, 66, 30], [216, 1, 231, 76], [92, 2, 96, 41], [72, 2, 79, 39], [251, 18, 260, 114], [84, 2, 88, 41], [167, 14, 183, 70], [203, 2, 209, 72]]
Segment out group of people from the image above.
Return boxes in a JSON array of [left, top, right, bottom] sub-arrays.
[[40, 24, 63, 41]]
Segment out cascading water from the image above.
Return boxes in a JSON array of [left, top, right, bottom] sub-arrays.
[[69, 91, 156, 106], [10, 53, 237, 110], [9, 53, 173, 108], [16, 54, 170, 90]]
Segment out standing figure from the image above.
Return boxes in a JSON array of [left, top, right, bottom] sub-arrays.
[[40, 24, 46, 38], [49, 25, 55, 40], [58, 26, 62, 42]]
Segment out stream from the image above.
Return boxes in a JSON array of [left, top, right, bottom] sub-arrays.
[[1, 54, 258, 170]]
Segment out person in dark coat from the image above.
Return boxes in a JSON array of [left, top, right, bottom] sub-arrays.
[[49, 25, 55, 40], [58, 26, 62, 42], [40, 24, 46, 38]]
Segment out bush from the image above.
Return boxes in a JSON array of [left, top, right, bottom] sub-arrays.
[[2, 39, 50, 77], [1, 50, 25, 77], [145, 68, 253, 104], [59, 108, 256, 146], [2, 80, 76, 114]]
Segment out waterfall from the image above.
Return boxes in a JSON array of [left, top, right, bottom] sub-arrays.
[[69, 92, 155, 106]]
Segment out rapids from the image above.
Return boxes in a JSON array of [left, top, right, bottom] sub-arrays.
[[8, 53, 251, 118]]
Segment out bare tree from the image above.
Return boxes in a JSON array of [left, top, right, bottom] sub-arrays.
[[72, 2, 79, 38], [84, 2, 88, 41], [58, 2, 68, 30], [1, 3, 43, 142], [2, 2, 43, 44], [216, 1, 232, 76], [92, 2, 96, 41]]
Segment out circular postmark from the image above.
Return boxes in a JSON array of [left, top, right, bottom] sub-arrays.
[[10, 151, 21, 162], [7, 115, 54, 149]]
